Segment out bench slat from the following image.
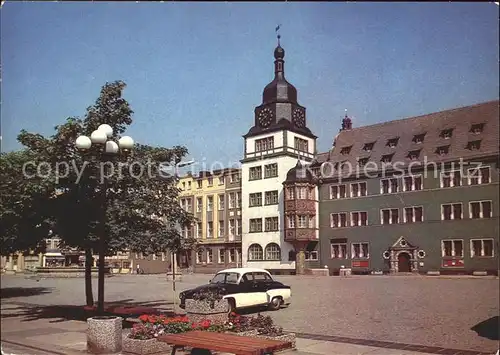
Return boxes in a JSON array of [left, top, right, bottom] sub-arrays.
[[158, 330, 291, 355]]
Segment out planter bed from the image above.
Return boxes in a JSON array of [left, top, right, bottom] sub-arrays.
[[122, 329, 172, 355], [255, 332, 296, 350]]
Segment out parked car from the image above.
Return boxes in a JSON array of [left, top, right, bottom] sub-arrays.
[[179, 267, 291, 312]]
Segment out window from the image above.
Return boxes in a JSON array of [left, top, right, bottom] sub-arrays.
[[470, 239, 494, 257], [236, 192, 242, 208], [436, 145, 450, 156], [351, 182, 367, 197], [441, 240, 463, 257], [229, 193, 236, 209], [381, 209, 399, 224], [265, 217, 279, 231], [264, 163, 278, 178], [255, 137, 274, 152], [363, 142, 375, 152], [440, 170, 461, 188], [297, 215, 313, 228], [218, 176, 225, 185], [294, 137, 308, 152], [265, 190, 279, 205], [196, 222, 202, 238], [407, 149, 421, 160], [249, 166, 262, 180], [253, 272, 273, 281], [249, 193, 262, 207], [403, 175, 422, 191], [218, 195, 225, 210], [287, 215, 295, 228], [230, 172, 240, 183], [330, 184, 347, 199], [441, 203, 463, 220], [386, 138, 399, 148], [381, 154, 394, 163], [404, 206, 423, 223], [351, 242, 369, 258], [350, 211, 368, 226], [207, 196, 213, 211], [286, 187, 295, 200], [182, 182, 186, 190], [330, 213, 347, 228], [466, 140, 481, 150], [196, 197, 203, 212], [297, 187, 308, 199], [207, 249, 213, 263], [304, 251, 318, 261], [249, 218, 262, 233], [468, 166, 490, 185], [229, 219, 235, 237], [470, 123, 485, 134], [237, 218, 242, 236], [340, 146, 352, 155], [469, 201, 492, 219], [358, 157, 369, 166], [197, 180, 202, 189], [207, 177, 213, 186], [207, 222, 213, 238], [265, 243, 281, 260], [187, 181, 191, 189], [331, 241, 348, 259], [218, 220, 224, 237], [413, 133, 426, 144], [440, 129, 453, 139], [381, 178, 399, 194], [196, 250, 203, 263], [229, 248, 236, 263], [248, 244, 263, 260], [218, 249, 225, 263]]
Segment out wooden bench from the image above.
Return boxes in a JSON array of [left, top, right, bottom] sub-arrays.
[[158, 330, 292, 355]]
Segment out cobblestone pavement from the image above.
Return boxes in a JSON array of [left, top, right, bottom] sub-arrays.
[[1, 273, 498, 353]]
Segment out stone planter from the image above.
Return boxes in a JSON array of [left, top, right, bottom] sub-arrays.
[[185, 299, 229, 324], [255, 332, 296, 351], [122, 330, 172, 355], [87, 316, 122, 354]]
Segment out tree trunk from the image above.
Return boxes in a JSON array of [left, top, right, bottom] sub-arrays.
[[85, 248, 94, 307]]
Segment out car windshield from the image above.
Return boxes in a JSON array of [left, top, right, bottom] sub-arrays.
[[210, 272, 239, 284]]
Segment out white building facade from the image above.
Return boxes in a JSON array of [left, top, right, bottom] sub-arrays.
[[240, 39, 317, 273]]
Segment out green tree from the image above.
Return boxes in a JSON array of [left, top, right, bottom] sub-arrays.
[[12, 80, 195, 306]]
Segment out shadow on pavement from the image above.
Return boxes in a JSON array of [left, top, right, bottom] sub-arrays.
[[471, 316, 499, 341], [0, 299, 176, 327], [0, 287, 53, 299]]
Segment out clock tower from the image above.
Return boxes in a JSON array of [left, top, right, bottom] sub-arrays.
[[240, 34, 317, 273]]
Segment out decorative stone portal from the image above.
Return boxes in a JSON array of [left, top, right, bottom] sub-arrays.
[[383, 237, 423, 274]]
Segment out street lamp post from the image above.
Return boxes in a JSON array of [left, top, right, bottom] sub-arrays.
[[172, 160, 194, 312], [76, 124, 134, 315]]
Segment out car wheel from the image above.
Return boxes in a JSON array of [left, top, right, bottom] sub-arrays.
[[268, 297, 282, 311]]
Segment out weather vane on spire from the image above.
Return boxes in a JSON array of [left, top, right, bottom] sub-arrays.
[[275, 24, 282, 45]]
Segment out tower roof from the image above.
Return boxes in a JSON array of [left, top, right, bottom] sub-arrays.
[[284, 160, 316, 184]]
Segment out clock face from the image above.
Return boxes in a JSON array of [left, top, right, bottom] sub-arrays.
[[258, 107, 273, 127], [292, 108, 306, 127]]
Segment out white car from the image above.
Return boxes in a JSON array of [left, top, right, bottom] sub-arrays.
[[179, 268, 291, 312]]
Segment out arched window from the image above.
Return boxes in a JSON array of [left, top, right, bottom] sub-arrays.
[[248, 244, 263, 261], [265, 243, 281, 261]]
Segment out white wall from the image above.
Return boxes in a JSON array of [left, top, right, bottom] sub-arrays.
[[286, 131, 315, 159]]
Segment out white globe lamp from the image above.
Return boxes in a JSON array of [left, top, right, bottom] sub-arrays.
[[118, 136, 134, 150], [105, 141, 119, 154], [76, 136, 92, 150], [98, 124, 113, 138], [90, 130, 107, 144]]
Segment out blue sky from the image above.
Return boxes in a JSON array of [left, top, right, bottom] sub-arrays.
[[2, 2, 499, 169]]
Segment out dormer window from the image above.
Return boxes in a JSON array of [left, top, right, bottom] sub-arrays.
[[412, 133, 426, 144], [381, 154, 394, 163], [440, 129, 453, 139], [470, 123, 484, 134], [358, 157, 369, 166], [363, 142, 375, 152], [386, 138, 399, 148], [436, 145, 450, 156], [407, 149, 421, 160], [334, 160, 347, 170], [340, 146, 352, 155], [466, 140, 481, 151]]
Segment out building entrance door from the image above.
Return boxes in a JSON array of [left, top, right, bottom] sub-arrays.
[[398, 252, 411, 272]]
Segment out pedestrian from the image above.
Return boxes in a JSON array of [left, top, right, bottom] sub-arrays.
[[136, 264, 140, 274]]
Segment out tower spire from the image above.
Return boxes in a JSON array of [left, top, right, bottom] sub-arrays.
[[340, 109, 353, 132], [275, 24, 281, 46]]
